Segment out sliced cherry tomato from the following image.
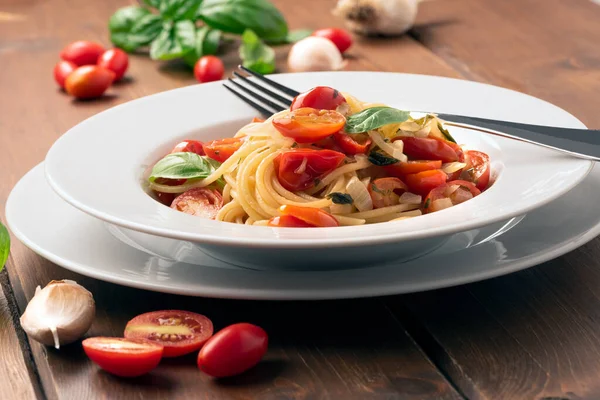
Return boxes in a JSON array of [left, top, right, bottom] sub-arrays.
[[53, 61, 77, 89], [423, 180, 481, 213], [82, 337, 163, 378], [203, 137, 243, 162], [60, 40, 105, 66], [97, 48, 129, 81], [170, 140, 205, 155], [460, 150, 491, 191], [197, 323, 268, 378], [332, 132, 372, 155], [273, 108, 346, 144], [279, 205, 339, 227], [171, 188, 223, 219], [290, 86, 347, 111], [267, 215, 314, 227], [251, 117, 265, 123], [312, 28, 353, 53], [64, 65, 115, 99], [405, 169, 448, 196], [124, 310, 213, 358], [153, 178, 186, 206], [384, 160, 442, 178], [194, 55, 224, 83], [368, 177, 408, 208], [273, 148, 345, 191], [398, 137, 460, 163]]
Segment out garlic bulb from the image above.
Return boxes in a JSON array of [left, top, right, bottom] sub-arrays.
[[20, 280, 95, 349], [287, 36, 346, 72], [333, 0, 419, 36]]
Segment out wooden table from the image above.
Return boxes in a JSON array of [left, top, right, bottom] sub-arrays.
[[1, 0, 600, 398]]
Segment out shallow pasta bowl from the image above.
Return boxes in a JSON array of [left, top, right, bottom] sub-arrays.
[[44, 71, 592, 269]]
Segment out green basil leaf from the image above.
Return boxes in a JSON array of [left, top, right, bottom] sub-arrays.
[[150, 152, 221, 180], [0, 221, 9, 272], [437, 122, 456, 143], [267, 29, 312, 45], [198, 0, 288, 40], [143, 0, 161, 9], [368, 151, 399, 166], [327, 192, 353, 205], [239, 29, 275, 74], [345, 107, 411, 134], [160, 0, 203, 21], [150, 20, 195, 61], [182, 27, 222, 67], [109, 6, 162, 52]]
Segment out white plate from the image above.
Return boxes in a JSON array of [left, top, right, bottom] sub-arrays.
[[6, 162, 600, 300]]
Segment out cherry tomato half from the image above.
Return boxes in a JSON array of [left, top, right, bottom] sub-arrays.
[[279, 205, 339, 227], [404, 169, 448, 196], [171, 188, 224, 219], [197, 323, 268, 378], [273, 148, 345, 191], [268, 215, 314, 227], [273, 108, 346, 144], [384, 160, 442, 178], [369, 177, 408, 208], [171, 140, 205, 155], [461, 150, 491, 191], [124, 310, 214, 358], [53, 60, 77, 89], [194, 55, 224, 83], [97, 48, 129, 81], [398, 137, 460, 163], [82, 337, 163, 378], [60, 40, 105, 66], [203, 137, 243, 162], [153, 178, 186, 206], [332, 132, 371, 155], [423, 180, 481, 213], [312, 28, 353, 53], [64, 66, 115, 99], [290, 86, 347, 111]]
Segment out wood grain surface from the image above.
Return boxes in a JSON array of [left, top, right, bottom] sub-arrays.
[[1, 0, 600, 399]]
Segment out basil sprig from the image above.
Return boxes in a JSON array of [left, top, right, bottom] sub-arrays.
[[0, 221, 9, 272], [239, 30, 275, 74], [327, 193, 353, 205], [345, 107, 411, 134], [368, 150, 399, 166], [150, 152, 221, 181]]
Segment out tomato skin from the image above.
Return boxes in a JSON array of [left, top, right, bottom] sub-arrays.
[[312, 28, 353, 53], [53, 61, 77, 89], [251, 117, 265, 123], [171, 140, 205, 155], [368, 177, 408, 208], [171, 188, 224, 219], [274, 148, 345, 192], [60, 40, 105, 66], [398, 137, 460, 163], [82, 337, 163, 378], [64, 66, 115, 99], [197, 323, 268, 378], [290, 86, 347, 111], [194, 55, 224, 83], [203, 137, 243, 162], [153, 178, 186, 206], [405, 170, 448, 196], [333, 132, 371, 155], [268, 214, 314, 227], [97, 48, 129, 81], [279, 205, 339, 227], [461, 151, 491, 191], [384, 160, 442, 178], [273, 108, 346, 144]]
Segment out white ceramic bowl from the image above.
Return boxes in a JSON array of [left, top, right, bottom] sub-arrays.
[[44, 72, 591, 269]]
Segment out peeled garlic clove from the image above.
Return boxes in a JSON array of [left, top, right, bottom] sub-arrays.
[[287, 36, 346, 73], [20, 280, 95, 349], [333, 0, 419, 36]]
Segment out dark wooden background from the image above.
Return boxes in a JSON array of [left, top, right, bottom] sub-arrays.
[[1, 0, 600, 399]]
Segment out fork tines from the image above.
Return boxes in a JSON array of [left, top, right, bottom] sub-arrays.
[[223, 65, 300, 118]]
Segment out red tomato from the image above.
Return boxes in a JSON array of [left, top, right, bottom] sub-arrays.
[[461, 150, 491, 191], [384, 160, 442, 178], [273, 148, 345, 191], [332, 132, 371, 155], [153, 178, 186, 206], [273, 108, 346, 143], [423, 180, 481, 213], [203, 137, 243, 162], [124, 310, 214, 358], [53, 61, 77, 89], [60, 40, 105, 66], [398, 137, 460, 163], [171, 188, 224, 219], [197, 323, 268, 378], [194, 55, 224, 83], [251, 117, 265, 123], [312, 28, 353, 53], [267, 215, 314, 227], [97, 48, 129, 81], [82, 337, 163, 378], [368, 177, 408, 208], [290, 86, 347, 111], [171, 140, 205, 155], [279, 205, 339, 227], [64, 66, 115, 99], [405, 169, 448, 196]]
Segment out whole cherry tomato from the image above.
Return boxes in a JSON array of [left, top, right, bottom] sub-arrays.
[[64, 66, 115, 99], [171, 140, 205, 155], [460, 150, 491, 191], [404, 169, 448, 196], [53, 60, 77, 89], [398, 137, 461, 163], [273, 148, 345, 191], [312, 28, 353, 53], [197, 323, 268, 378], [290, 86, 347, 111], [60, 40, 105, 66], [194, 55, 224, 83], [97, 48, 129, 81], [203, 137, 243, 162], [273, 108, 346, 143], [171, 188, 224, 219]]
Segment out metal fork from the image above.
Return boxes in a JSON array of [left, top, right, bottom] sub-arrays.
[[223, 66, 600, 162]]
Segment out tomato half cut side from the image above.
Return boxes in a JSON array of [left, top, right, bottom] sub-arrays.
[[290, 86, 347, 111], [384, 160, 442, 178], [398, 137, 460, 163], [332, 132, 372, 155], [171, 188, 223, 220], [369, 177, 408, 208], [124, 310, 214, 358], [273, 148, 345, 192], [171, 140, 205, 155], [82, 337, 163, 378], [203, 137, 243, 162], [279, 205, 339, 227], [461, 150, 491, 191], [404, 170, 448, 196], [272, 108, 346, 144]]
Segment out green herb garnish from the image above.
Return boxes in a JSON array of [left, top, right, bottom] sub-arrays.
[[368, 151, 399, 166], [327, 192, 353, 205], [239, 29, 275, 74], [345, 107, 410, 134], [149, 152, 221, 181], [0, 221, 9, 272]]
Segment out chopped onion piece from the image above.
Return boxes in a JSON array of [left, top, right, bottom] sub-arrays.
[[367, 131, 407, 162], [399, 192, 422, 205], [450, 188, 473, 204], [432, 198, 453, 212], [444, 184, 460, 197], [346, 176, 373, 212], [442, 162, 467, 174]]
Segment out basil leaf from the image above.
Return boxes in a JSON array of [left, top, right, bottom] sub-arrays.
[[327, 192, 353, 205], [0, 221, 9, 272], [198, 0, 288, 40], [150, 20, 195, 61], [109, 6, 162, 52], [143, 0, 161, 8], [437, 122, 456, 143], [160, 0, 203, 21], [345, 107, 411, 134], [267, 29, 312, 45], [182, 27, 222, 67], [239, 29, 275, 74], [368, 151, 399, 166], [150, 152, 221, 180]]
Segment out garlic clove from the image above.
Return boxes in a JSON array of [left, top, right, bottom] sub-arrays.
[[333, 0, 419, 37], [20, 280, 95, 349], [287, 36, 346, 73]]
